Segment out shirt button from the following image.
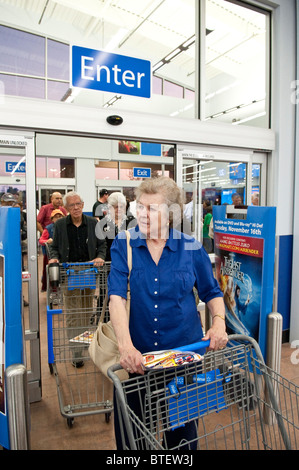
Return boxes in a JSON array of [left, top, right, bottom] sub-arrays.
[[154, 291, 158, 295], [154, 342, 158, 346], [154, 318, 158, 321], [155, 278, 158, 282], [154, 330, 157, 334], [155, 305, 158, 308]]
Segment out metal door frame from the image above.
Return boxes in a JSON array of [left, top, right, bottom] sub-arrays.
[[0, 131, 41, 403]]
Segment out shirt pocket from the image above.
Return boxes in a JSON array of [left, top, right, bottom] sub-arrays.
[[169, 270, 196, 298]]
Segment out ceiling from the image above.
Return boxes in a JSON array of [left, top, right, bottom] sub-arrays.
[[0, 0, 269, 125]]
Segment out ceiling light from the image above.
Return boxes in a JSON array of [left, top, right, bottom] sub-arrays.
[[153, 34, 195, 73], [232, 111, 266, 125], [165, 48, 181, 62]]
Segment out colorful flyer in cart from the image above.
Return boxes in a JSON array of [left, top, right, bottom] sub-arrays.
[[70, 331, 94, 344], [143, 350, 203, 370]]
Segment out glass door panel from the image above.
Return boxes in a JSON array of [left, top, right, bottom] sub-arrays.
[[183, 158, 248, 253], [251, 163, 261, 205]]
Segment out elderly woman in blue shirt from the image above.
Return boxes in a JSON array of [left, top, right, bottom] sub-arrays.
[[108, 177, 227, 449], [108, 177, 227, 372]]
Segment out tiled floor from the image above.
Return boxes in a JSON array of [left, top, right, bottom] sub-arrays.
[[26, 256, 299, 450]]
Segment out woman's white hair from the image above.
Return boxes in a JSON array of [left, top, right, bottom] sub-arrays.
[[135, 176, 183, 228], [108, 192, 126, 207]]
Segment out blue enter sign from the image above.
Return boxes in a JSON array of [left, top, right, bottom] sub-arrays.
[[72, 46, 151, 98], [133, 167, 151, 178]]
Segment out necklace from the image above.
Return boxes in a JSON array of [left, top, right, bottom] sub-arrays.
[[147, 239, 167, 249]]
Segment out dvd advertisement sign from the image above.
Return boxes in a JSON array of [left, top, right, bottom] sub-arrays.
[[213, 205, 276, 358]]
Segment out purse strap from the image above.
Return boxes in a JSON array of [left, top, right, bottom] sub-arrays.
[[99, 230, 132, 322], [126, 230, 132, 279]]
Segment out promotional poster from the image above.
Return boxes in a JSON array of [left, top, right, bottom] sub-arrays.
[[215, 232, 264, 340], [213, 205, 276, 358]]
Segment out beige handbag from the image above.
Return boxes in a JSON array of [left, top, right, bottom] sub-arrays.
[[88, 230, 132, 381]]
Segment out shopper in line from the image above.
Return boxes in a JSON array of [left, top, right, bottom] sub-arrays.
[[37, 192, 67, 292], [48, 191, 106, 367], [97, 192, 136, 261], [38, 208, 65, 252], [92, 188, 109, 220], [108, 176, 227, 449]]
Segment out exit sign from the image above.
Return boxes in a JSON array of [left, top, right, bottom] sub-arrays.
[[133, 167, 151, 178]]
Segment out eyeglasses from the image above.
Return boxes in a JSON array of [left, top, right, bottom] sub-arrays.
[[68, 202, 83, 209]]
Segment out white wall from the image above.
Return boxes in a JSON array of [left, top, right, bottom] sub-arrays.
[[76, 158, 96, 212]]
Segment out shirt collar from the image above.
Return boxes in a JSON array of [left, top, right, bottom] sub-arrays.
[[66, 213, 87, 226], [126, 225, 179, 251]]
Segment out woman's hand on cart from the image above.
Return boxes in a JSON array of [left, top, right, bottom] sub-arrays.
[[119, 344, 145, 376], [202, 317, 228, 351]]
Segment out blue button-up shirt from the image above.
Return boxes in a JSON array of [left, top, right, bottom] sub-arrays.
[[108, 226, 223, 354]]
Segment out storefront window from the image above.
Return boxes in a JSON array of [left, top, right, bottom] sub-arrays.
[[205, 0, 269, 128], [0, 25, 69, 101], [36, 158, 46, 178], [35, 156, 75, 178], [95, 161, 118, 180], [1, 0, 269, 127]]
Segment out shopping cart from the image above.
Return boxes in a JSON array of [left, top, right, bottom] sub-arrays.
[[46, 261, 113, 428], [108, 335, 299, 450]]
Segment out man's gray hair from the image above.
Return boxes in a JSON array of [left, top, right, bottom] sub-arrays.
[[63, 191, 84, 207]]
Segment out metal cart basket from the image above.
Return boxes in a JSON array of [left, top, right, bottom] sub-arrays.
[[108, 335, 299, 450], [47, 261, 113, 428]]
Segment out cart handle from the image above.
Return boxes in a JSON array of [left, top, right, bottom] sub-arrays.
[[173, 340, 210, 352], [62, 262, 97, 267]]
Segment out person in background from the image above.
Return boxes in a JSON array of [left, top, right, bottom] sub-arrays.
[[37, 192, 67, 233], [48, 191, 106, 367], [251, 193, 259, 206], [108, 176, 227, 450], [0, 192, 17, 206], [92, 188, 109, 220], [231, 193, 242, 206], [98, 192, 136, 261], [37, 192, 67, 292], [202, 204, 213, 253], [38, 209, 65, 255]]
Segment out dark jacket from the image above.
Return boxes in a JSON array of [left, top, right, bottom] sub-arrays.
[[100, 215, 136, 261], [49, 214, 106, 263]]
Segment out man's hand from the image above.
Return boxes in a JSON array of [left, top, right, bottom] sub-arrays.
[[92, 257, 105, 267]]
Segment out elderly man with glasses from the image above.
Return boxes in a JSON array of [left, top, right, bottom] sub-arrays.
[[48, 191, 106, 367]]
